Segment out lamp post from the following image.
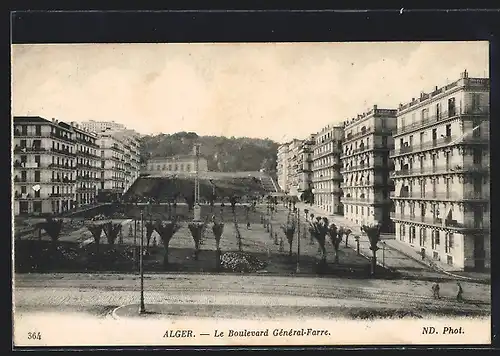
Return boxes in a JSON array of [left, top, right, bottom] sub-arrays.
[[355, 235, 360, 255], [193, 144, 201, 221], [139, 210, 146, 314], [382, 241, 386, 267], [296, 208, 301, 273], [311, 188, 316, 207]]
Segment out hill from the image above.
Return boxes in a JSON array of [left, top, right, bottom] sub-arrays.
[[139, 132, 279, 173]]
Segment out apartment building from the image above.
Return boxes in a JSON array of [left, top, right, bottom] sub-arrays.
[[276, 143, 289, 192], [286, 139, 303, 197], [97, 133, 128, 198], [296, 134, 315, 202], [73, 124, 100, 206], [144, 154, 209, 176], [107, 129, 142, 192], [311, 125, 344, 214], [13, 117, 77, 215], [390, 70, 490, 270], [79, 120, 126, 133], [340, 105, 397, 230]]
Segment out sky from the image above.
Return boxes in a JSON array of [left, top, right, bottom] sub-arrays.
[[12, 42, 489, 143]]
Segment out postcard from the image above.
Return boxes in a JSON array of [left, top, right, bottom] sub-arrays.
[[12, 39, 491, 347]]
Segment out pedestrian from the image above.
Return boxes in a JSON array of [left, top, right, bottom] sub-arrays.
[[247, 221, 251, 230], [432, 283, 440, 299], [421, 249, 425, 261], [456, 282, 464, 302]]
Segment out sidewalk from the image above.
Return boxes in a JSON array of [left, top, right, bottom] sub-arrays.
[[295, 203, 490, 283]]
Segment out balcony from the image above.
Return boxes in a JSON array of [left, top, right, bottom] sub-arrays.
[[390, 213, 488, 231], [50, 178, 75, 183], [48, 163, 74, 170], [314, 148, 342, 159], [390, 191, 490, 201], [340, 163, 388, 174], [391, 134, 488, 157], [341, 197, 373, 204], [49, 193, 74, 198], [50, 132, 74, 143], [76, 163, 100, 170], [77, 150, 100, 159], [395, 105, 489, 136], [76, 175, 99, 181], [340, 144, 389, 159], [391, 163, 489, 178], [344, 126, 393, 144], [50, 147, 76, 157], [75, 136, 99, 148], [14, 145, 47, 153]]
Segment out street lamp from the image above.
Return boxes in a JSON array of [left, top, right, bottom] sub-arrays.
[[296, 208, 301, 273], [193, 144, 201, 221], [311, 188, 316, 207], [382, 241, 386, 267], [139, 209, 146, 314]]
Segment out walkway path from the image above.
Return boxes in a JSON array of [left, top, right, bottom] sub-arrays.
[[295, 203, 490, 283]]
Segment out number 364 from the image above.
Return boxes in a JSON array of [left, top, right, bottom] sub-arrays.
[[28, 332, 42, 340]]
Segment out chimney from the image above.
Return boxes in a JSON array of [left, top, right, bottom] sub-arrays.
[[373, 104, 378, 110], [412, 97, 415, 102], [462, 69, 468, 78], [435, 86, 438, 91]]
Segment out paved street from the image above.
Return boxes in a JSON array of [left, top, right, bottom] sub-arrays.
[[14, 273, 490, 320]]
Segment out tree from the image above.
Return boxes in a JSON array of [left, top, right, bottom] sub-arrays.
[[309, 217, 329, 264], [145, 220, 155, 249], [185, 193, 195, 211], [39, 217, 63, 245], [188, 221, 206, 260], [281, 221, 296, 257], [362, 223, 382, 276], [229, 195, 238, 213], [154, 220, 181, 268], [344, 228, 353, 247], [212, 220, 224, 269], [87, 222, 104, 255], [103, 222, 121, 245], [327, 223, 341, 264]]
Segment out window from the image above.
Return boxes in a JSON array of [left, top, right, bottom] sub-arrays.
[[400, 224, 406, 241], [101, 161, 105, 169], [445, 232, 454, 253], [21, 171, 27, 182], [34, 190, 40, 198], [20, 139, 27, 148], [20, 155, 27, 164], [445, 124, 451, 137], [436, 103, 441, 119], [21, 186, 27, 194], [34, 171, 40, 182], [419, 228, 426, 246], [101, 150, 105, 157], [35, 125, 41, 136], [431, 230, 440, 249], [19, 201, 29, 214], [186, 164, 191, 172]]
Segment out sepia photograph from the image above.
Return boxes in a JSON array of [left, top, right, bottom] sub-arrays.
[[11, 40, 491, 347]]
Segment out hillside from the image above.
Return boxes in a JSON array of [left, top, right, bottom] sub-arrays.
[[139, 132, 279, 173]]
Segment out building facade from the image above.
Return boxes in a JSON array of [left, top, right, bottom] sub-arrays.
[[286, 139, 303, 197], [144, 155, 209, 176], [296, 135, 315, 202], [340, 105, 397, 230], [276, 143, 289, 192], [311, 125, 344, 214], [390, 70, 490, 270], [79, 120, 126, 133], [73, 124, 100, 206], [13, 117, 77, 215]]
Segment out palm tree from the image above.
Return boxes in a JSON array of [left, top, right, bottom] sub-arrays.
[[362, 223, 382, 276], [212, 219, 224, 269], [344, 228, 353, 248], [154, 219, 181, 269], [103, 222, 121, 245], [327, 223, 341, 264], [281, 220, 296, 257], [309, 217, 329, 264]]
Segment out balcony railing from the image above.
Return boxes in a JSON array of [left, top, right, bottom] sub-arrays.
[[50, 132, 74, 143], [77, 150, 100, 159], [49, 193, 74, 198], [390, 134, 488, 157], [340, 163, 389, 173], [314, 148, 342, 159], [75, 136, 99, 148], [14, 145, 47, 153], [76, 163, 100, 169], [340, 144, 389, 159], [344, 126, 393, 144], [50, 147, 76, 156], [395, 105, 489, 136], [390, 213, 487, 231], [391, 163, 489, 177], [48, 163, 74, 170], [390, 191, 490, 201], [50, 178, 75, 183]]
